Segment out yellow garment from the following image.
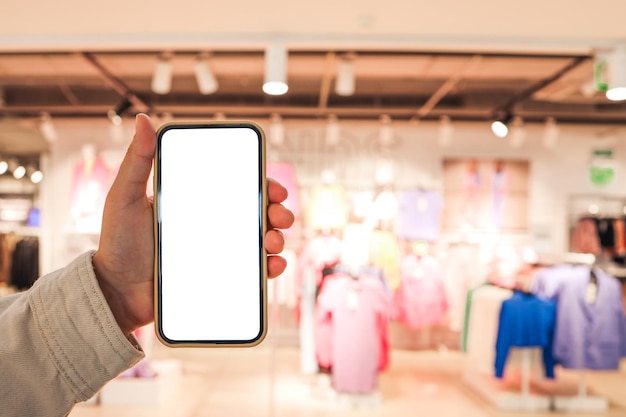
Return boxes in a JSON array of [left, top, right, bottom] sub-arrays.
[[369, 230, 401, 290], [306, 185, 348, 231]]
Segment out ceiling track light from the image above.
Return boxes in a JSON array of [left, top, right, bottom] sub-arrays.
[[491, 112, 513, 138], [8, 159, 25, 179], [509, 116, 526, 148], [152, 52, 173, 95], [40, 112, 58, 142], [263, 43, 289, 96], [606, 44, 626, 101], [438, 115, 453, 147], [325, 114, 341, 146], [268, 113, 285, 146], [543, 117, 559, 149], [195, 52, 218, 95], [378, 114, 394, 147], [335, 53, 356, 96], [107, 98, 133, 125], [27, 166, 43, 184]]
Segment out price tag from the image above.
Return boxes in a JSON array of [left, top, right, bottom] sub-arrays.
[[585, 282, 598, 304], [347, 290, 359, 310]]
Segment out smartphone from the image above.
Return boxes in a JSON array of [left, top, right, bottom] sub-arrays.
[[154, 121, 267, 347]]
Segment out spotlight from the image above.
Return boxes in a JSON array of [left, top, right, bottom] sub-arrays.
[[268, 113, 285, 146], [607, 45, 626, 101], [108, 98, 132, 125], [30, 170, 43, 184], [335, 54, 355, 96], [0, 160, 7, 175], [325, 115, 341, 147], [40, 112, 58, 142], [151, 53, 173, 95], [27, 166, 43, 184], [263, 44, 288, 96], [438, 115, 453, 147], [543, 117, 559, 148], [13, 165, 25, 180], [491, 113, 512, 138], [378, 115, 393, 147], [194, 53, 218, 95]]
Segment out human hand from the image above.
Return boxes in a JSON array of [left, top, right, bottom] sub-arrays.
[[93, 114, 294, 336]]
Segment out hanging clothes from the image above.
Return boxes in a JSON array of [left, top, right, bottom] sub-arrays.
[[9, 238, 39, 291], [393, 254, 448, 330], [368, 230, 400, 291], [396, 188, 443, 242], [69, 153, 112, 232], [315, 272, 390, 394], [0, 234, 14, 285], [494, 291, 557, 379], [445, 243, 487, 333], [267, 249, 298, 308], [532, 265, 626, 370], [465, 285, 513, 375], [460, 282, 488, 352], [595, 218, 616, 250], [305, 185, 348, 231], [297, 234, 342, 375]]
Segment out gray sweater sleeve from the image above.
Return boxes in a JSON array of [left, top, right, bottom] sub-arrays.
[[0, 250, 145, 417]]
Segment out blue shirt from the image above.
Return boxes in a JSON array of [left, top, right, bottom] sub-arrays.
[[494, 291, 557, 378]]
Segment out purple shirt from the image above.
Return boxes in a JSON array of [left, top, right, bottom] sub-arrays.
[[396, 189, 443, 242], [532, 265, 626, 370]]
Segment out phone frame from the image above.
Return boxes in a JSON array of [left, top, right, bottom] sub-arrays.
[[153, 120, 268, 347]]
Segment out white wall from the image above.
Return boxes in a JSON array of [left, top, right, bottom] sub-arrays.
[[2, 0, 625, 53], [40, 117, 626, 273]]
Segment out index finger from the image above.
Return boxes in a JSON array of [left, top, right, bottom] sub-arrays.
[[268, 178, 288, 204]]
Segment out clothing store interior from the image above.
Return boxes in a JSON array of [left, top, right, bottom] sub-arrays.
[[3, 2, 626, 416]]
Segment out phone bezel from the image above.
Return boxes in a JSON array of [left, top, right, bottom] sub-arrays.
[[153, 121, 268, 347]]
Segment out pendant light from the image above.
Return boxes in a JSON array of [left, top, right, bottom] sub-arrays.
[[40, 112, 58, 142], [263, 44, 288, 96], [606, 45, 626, 101], [438, 115, 453, 147], [325, 115, 341, 146], [151, 53, 173, 95], [335, 54, 356, 96], [194, 53, 218, 95]]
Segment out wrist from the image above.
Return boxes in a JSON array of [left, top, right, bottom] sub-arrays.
[[91, 251, 136, 336]]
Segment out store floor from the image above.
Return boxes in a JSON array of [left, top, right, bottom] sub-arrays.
[[70, 344, 626, 417]]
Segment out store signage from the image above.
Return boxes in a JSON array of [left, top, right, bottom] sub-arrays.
[[589, 148, 615, 187], [594, 59, 609, 92]]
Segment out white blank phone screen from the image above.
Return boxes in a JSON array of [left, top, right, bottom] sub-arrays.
[[157, 125, 264, 343]]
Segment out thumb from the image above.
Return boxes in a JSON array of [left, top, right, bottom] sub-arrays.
[[108, 113, 156, 205]]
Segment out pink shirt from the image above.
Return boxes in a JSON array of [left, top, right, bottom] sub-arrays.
[[315, 272, 390, 393], [393, 254, 448, 329]]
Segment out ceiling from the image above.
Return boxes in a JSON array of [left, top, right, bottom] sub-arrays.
[[1, 48, 625, 129]]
